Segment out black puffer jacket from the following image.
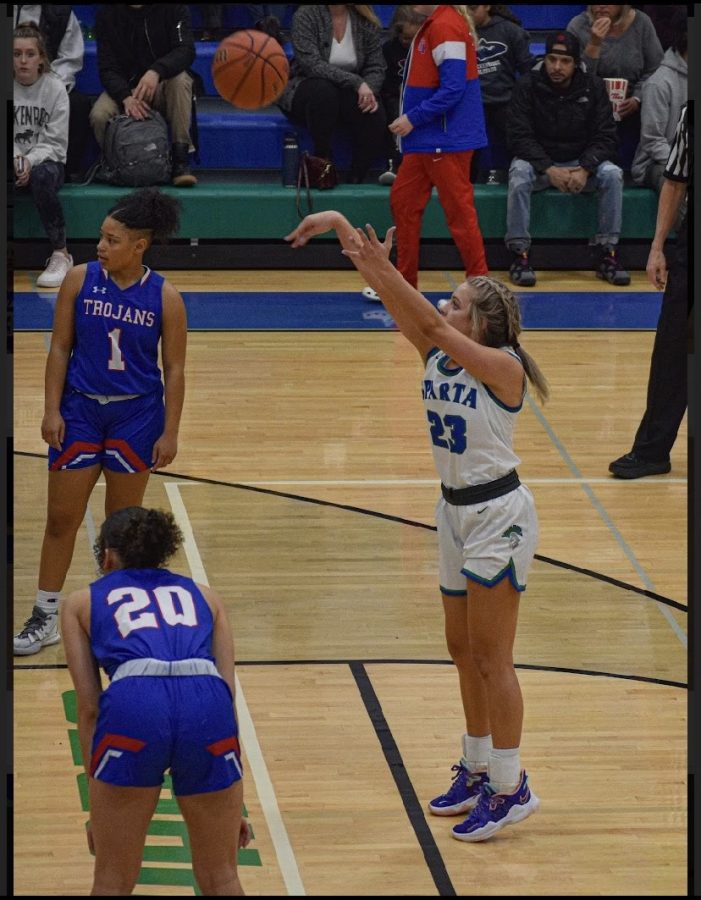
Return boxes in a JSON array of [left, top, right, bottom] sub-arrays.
[[95, 4, 195, 105], [507, 63, 619, 173]]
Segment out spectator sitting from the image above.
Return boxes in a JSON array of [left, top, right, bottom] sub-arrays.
[[377, 5, 424, 185], [631, 8, 687, 196], [246, 5, 299, 42], [470, 4, 535, 183], [566, 5, 663, 168], [197, 4, 226, 41], [90, 4, 198, 187], [13, 4, 93, 181], [505, 31, 630, 288], [13, 23, 73, 289], [276, 4, 387, 185]]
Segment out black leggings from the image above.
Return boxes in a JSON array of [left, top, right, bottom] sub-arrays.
[[288, 77, 386, 178], [18, 160, 66, 250]]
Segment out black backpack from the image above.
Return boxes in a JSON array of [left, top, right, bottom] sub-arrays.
[[91, 111, 171, 187]]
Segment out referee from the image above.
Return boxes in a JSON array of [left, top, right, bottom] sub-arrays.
[[609, 102, 690, 479]]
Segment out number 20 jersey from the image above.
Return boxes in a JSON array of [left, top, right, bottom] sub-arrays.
[[422, 346, 523, 489], [90, 568, 216, 680], [67, 260, 164, 397]]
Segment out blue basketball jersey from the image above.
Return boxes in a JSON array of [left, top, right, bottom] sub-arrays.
[[67, 261, 164, 396], [90, 568, 216, 679]]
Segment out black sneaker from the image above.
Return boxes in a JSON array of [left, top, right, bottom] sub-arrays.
[[596, 247, 631, 285], [509, 252, 536, 287], [608, 452, 671, 479]]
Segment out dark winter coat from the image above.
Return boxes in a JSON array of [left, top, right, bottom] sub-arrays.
[[94, 4, 195, 105], [507, 63, 619, 173]]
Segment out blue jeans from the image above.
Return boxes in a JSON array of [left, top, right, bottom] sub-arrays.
[[505, 158, 623, 253]]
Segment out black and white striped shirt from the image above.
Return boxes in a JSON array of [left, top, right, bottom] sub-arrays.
[[664, 103, 689, 184], [663, 103, 690, 267]]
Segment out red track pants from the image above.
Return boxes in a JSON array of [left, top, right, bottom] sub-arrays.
[[390, 150, 488, 288]]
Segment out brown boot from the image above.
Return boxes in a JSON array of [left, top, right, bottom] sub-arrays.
[[171, 142, 197, 187]]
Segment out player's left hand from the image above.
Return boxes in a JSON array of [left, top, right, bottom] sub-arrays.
[[151, 433, 177, 470], [342, 223, 396, 264]]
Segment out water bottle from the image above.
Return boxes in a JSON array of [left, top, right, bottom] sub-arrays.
[[282, 133, 299, 188]]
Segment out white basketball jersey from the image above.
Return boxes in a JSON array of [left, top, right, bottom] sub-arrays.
[[422, 346, 523, 489]]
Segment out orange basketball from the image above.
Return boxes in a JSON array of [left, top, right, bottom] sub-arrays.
[[212, 29, 289, 110]]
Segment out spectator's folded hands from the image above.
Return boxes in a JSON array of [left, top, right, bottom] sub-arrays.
[[546, 165, 571, 192], [567, 166, 588, 193]]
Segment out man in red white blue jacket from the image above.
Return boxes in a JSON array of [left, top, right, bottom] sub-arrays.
[[388, 5, 488, 288]]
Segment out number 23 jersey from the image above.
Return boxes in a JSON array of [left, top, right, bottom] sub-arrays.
[[67, 260, 164, 397], [423, 346, 523, 489], [90, 568, 216, 680]]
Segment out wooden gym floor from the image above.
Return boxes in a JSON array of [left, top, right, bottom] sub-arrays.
[[13, 269, 687, 896]]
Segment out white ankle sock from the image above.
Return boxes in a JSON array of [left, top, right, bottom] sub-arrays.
[[488, 747, 521, 794], [460, 733, 492, 772], [36, 590, 60, 614]]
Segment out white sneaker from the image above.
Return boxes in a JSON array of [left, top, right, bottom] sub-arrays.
[[36, 251, 73, 289], [13, 605, 60, 655], [362, 286, 381, 302]]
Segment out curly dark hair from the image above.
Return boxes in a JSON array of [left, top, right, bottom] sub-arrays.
[[107, 187, 181, 243], [95, 507, 184, 570]]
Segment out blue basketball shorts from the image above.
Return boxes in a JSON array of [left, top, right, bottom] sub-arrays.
[[90, 675, 242, 796], [436, 484, 539, 595], [48, 388, 164, 472]]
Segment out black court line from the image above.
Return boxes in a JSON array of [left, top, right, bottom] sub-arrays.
[[349, 662, 456, 896], [14, 452, 688, 613], [13, 658, 687, 689]]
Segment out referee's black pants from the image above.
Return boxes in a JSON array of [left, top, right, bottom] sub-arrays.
[[632, 261, 690, 461]]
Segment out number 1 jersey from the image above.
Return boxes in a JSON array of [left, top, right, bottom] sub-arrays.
[[67, 261, 164, 396]]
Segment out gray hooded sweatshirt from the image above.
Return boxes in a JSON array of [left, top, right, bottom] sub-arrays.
[[631, 47, 687, 185]]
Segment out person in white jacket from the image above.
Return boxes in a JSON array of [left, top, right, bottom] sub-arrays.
[[631, 8, 687, 193], [13, 22, 73, 289]]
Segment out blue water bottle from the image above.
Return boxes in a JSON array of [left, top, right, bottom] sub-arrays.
[[282, 133, 299, 187]]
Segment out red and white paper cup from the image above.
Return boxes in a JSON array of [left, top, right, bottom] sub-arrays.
[[603, 78, 628, 122]]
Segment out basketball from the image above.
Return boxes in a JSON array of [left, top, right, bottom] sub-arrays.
[[212, 30, 289, 110]]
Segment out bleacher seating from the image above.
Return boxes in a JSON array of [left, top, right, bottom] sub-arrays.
[[14, 3, 658, 270]]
